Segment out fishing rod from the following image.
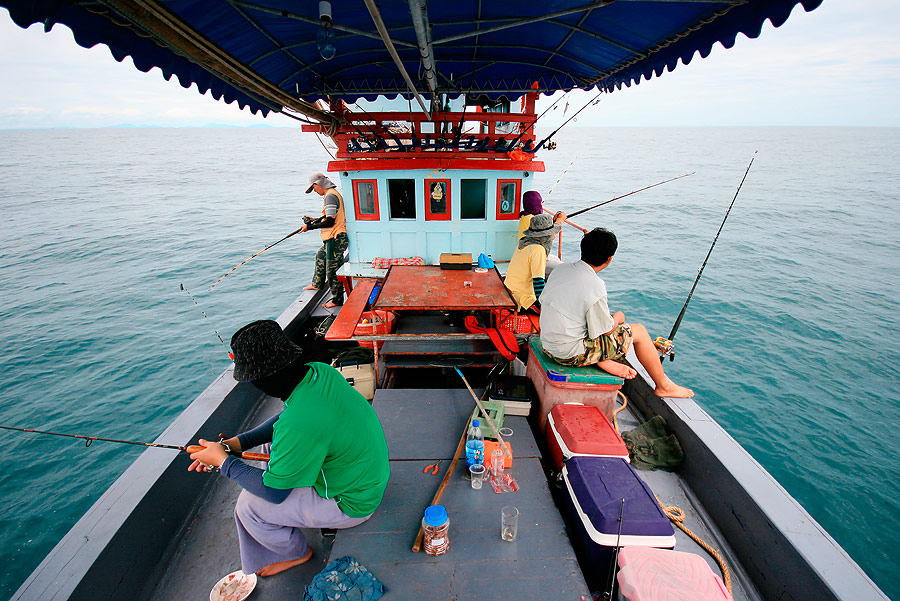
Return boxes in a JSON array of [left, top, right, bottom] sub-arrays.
[[503, 88, 572, 149], [534, 89, 603, 150], [0, 424, 270, 461], [567, 171, 695, 219], [665, 152, 758, 354], [208, 226, 304, 290], [180, 282, 234, 360]]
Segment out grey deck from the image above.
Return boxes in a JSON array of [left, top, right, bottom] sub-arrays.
[[147, 388, 588, 601], [346, 389, 588, 600]]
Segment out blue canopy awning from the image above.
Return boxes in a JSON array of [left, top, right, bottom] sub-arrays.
[[1, 0, 822, 120]]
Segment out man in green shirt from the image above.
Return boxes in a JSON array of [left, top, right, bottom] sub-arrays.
[[189, 320, 390, 577]]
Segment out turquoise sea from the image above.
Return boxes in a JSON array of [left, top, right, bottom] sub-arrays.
[[1, 127, 898, 599]]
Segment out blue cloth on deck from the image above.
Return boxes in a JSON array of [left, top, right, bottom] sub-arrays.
[[304, 556, 383, 601]]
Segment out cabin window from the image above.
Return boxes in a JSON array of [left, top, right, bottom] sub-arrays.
[[388, 179, 416, 219], [460, 179, 487, 220], [425, 179, 451, 221], [496, 180, 520, 220], [352, 179, 379, 221]]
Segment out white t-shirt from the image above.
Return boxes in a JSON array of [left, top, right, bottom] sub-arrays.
[[539, 260, 615, 359]]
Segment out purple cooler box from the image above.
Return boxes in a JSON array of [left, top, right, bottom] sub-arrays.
[[561, 457, 676, 589]]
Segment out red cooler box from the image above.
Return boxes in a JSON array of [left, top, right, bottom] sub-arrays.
[[526, 337, 623, 430], [547, 403, 629, 470], [617, 546, 733, 601], [561, 457, 675, 592]]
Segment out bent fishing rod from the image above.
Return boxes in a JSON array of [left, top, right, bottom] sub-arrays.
[[664, 152, 758, 358], [209, 225, 305, 290], [567, 171, 695, 219], [0, 424, 270, 461]]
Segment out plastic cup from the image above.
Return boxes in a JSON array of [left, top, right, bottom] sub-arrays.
[[501, 506, 519, 541], [491, 448, 505, 478], [469, 464, 485, 489]]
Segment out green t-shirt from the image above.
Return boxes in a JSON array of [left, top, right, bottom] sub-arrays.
[[263, 362, 390, 517]]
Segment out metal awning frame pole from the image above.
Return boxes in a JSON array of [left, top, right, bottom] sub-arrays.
[[408, 0, 439, 111], [363, 0, 432, 119]]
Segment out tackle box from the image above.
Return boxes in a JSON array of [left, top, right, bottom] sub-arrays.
[[334, 362, 376, 401], [439, 252, 473, 270], [616, 547, 733, 601], [561, 457, 675, 590], [488, 374, 535, 416], [526, 337, 623, 430], [546, 403, 629, 470]]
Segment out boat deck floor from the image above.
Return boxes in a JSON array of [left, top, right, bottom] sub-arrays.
[[147, 387, 763, 601]]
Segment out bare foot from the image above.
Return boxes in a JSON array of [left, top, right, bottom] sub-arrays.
[[256, 549, 313, 577], [322, 301, 342, 309], [596, 359, 637, 379], [655, 379, 694, 398], [303, 285, 320, 291]]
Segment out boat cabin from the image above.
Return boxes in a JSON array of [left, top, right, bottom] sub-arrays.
[[303, 93, 545, 267]]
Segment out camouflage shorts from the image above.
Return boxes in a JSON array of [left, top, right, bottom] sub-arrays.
[[546, 324, 633, 367]]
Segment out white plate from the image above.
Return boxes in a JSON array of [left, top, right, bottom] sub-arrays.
[[209, 570, 257, 601]]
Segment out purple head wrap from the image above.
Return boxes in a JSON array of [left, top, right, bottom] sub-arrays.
[[522, 190, 543, 216]]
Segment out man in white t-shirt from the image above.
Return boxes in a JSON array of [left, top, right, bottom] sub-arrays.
[[539, 228, 693, 398]]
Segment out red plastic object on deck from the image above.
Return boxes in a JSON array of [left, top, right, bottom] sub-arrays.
[[546, 403, 628, 470], [353, 310, 396, 350]]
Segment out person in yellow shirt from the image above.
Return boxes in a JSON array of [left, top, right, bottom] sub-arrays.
[[504, 213, 564, 311], [518, 190, 565, 276]]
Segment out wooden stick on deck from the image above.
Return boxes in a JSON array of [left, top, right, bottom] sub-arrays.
[[411, 422, 468, 552], [454, 367, 511, 458]]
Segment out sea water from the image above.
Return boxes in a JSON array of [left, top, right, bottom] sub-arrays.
[[0, 127, 897, 599]]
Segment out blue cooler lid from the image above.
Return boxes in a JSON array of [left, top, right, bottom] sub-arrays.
[[424, 504, 448, 526], [563, 457, 674, 541]]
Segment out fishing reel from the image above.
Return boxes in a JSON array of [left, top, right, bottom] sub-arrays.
[[302, 215, 313, 226], [654, 337, 675, 361]]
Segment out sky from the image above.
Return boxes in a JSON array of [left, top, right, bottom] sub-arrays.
[[0, 1, 898, 129]]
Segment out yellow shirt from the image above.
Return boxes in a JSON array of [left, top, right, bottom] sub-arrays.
[[504, 244, 547, 310], [517, 214, 532, 240]]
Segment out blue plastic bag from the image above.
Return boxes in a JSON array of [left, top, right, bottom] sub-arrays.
[[477, 253, 495, 269]]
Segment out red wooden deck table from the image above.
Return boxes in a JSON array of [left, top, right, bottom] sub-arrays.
[[372, 265, 515, 313]]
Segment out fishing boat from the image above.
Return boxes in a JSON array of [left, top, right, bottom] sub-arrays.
[[3, 1, 890, 600]]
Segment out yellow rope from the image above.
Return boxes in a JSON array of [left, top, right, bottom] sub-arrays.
[[612, 390, 628, 433], [655, 496, 733, 596]]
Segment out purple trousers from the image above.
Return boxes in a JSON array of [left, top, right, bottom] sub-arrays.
[[234, 486, 372, 574]]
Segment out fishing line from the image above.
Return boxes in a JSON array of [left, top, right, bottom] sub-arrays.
[[666, 152, 758, 349], [208, 226, 304, 290], [566, 172, 695, 219], [546, 156, 579, 197], [180, 282, 233, 360]]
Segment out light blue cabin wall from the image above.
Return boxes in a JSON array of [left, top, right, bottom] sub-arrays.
[[338, 168, 533, 265]]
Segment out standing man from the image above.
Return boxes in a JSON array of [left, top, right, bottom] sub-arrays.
[[301, 172, 347, 308]]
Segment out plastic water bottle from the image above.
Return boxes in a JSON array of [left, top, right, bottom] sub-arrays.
[[465, 419, 484, 467]]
